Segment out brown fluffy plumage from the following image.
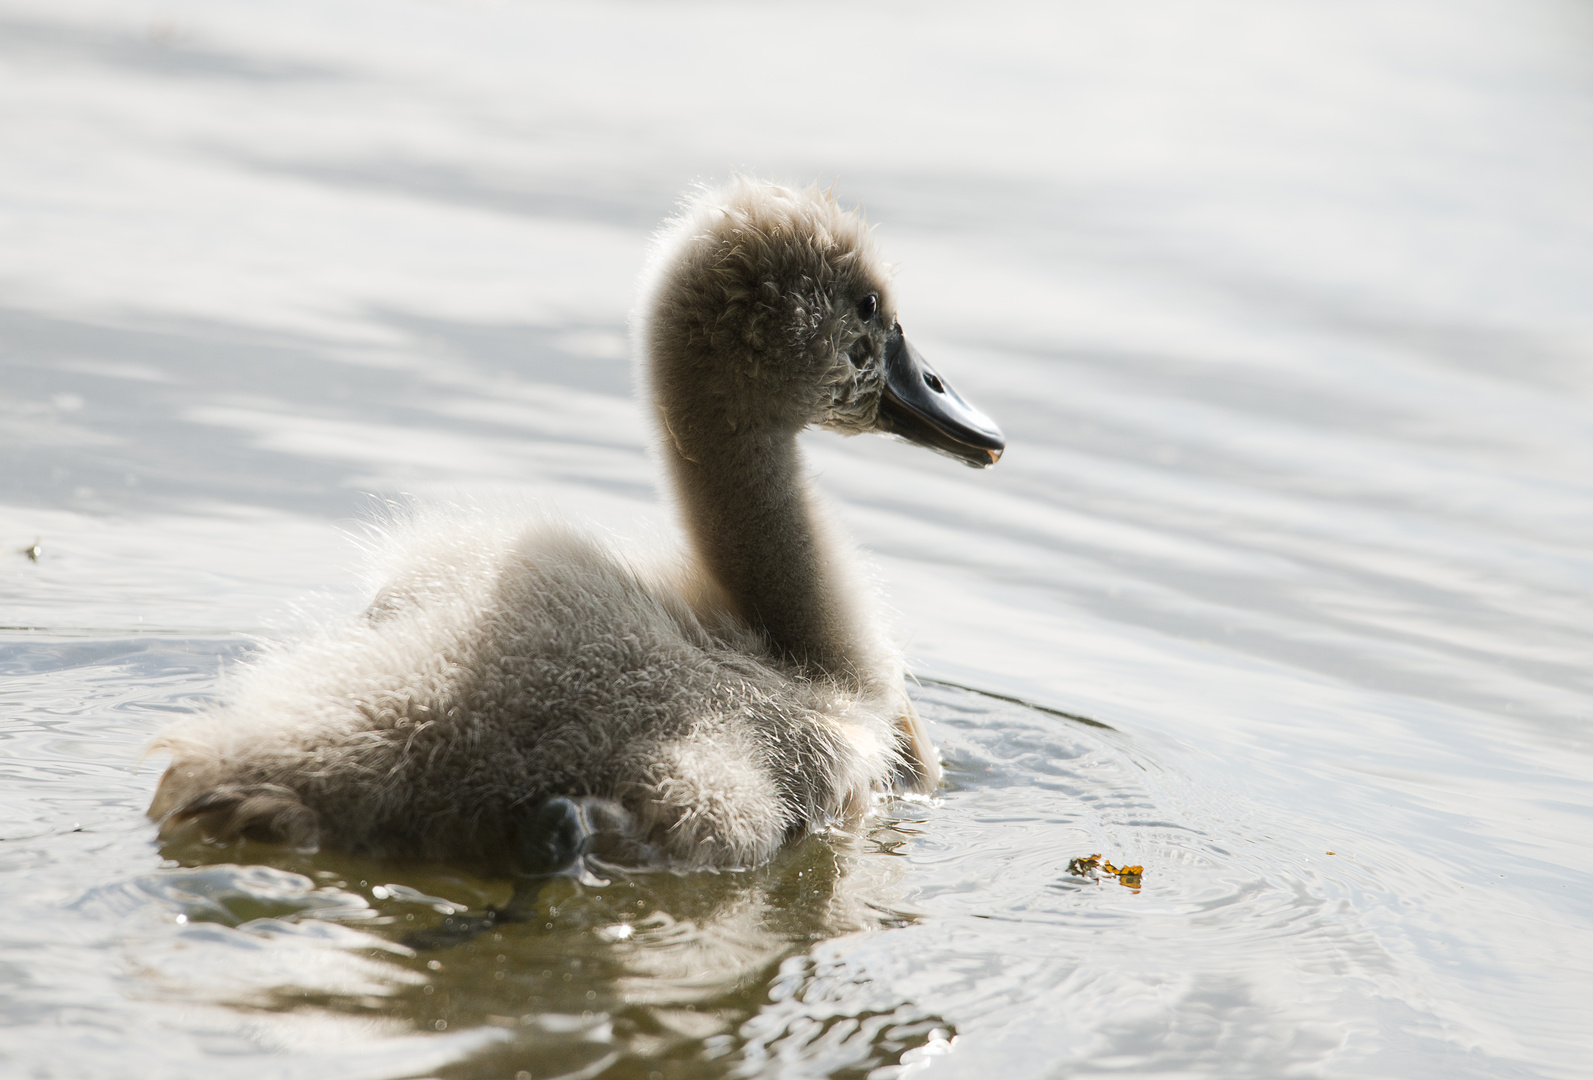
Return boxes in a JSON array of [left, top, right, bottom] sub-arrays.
[[149, 179, 940, 872]]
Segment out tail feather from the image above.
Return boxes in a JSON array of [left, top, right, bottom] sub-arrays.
[[894, 702, 942, 794]]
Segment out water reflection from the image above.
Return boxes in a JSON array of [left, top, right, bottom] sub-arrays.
[[139, 790, 950, 1077]]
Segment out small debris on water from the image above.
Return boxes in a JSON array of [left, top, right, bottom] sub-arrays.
[[1067, 853, 1144, 889], [21, 538, 41, 561]]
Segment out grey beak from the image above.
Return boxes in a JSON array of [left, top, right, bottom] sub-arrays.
[[876, 324, 1005, 468]]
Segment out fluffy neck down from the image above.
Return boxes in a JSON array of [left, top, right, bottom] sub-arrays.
[[661, 417, 873, 682]]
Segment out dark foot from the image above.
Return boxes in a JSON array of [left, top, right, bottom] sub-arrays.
[[401, 887, 548, 950], [403, 907, 506, 950], [163, 783, 321, 850], [515, 796, 589, 876]]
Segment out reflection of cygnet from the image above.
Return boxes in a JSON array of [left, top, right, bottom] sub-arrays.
[[148, 179, 1004, 872]]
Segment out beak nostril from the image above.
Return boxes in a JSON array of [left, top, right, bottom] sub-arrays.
[[923, 372, 944, 393]]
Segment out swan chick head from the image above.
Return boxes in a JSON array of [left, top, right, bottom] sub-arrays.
[[640, 178, 896, 444], [640, 178, 1004, 468]]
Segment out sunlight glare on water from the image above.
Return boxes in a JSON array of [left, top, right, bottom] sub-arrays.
[[2, 0, 1591, 1077]]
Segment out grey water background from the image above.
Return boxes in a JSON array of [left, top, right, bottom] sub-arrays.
[[2, 0, 1592, 1076]]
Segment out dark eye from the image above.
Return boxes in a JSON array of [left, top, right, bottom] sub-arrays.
[[856, 293, 877, 322]]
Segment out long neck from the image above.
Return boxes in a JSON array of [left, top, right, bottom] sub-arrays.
[[663, 422, 866, 679]]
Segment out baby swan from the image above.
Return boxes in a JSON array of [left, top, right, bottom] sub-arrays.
[[148, 179, 1004, 873]]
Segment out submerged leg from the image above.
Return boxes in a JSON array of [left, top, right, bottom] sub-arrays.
[[401, 875, 551, 950], [402, 797, 591, 951]]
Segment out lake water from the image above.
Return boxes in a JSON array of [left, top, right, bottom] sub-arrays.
[[2, 1, 1591, 1076]]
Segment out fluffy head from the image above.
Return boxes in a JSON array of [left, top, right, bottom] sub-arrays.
[[637, 178, 896, 445]]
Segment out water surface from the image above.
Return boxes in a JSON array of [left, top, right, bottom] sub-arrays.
[[2, 1, 1591, 1076]]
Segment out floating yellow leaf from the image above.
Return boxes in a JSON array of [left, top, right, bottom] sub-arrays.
[[1066, 854, 1102, 876], [1067, 854, 1144, 889]]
